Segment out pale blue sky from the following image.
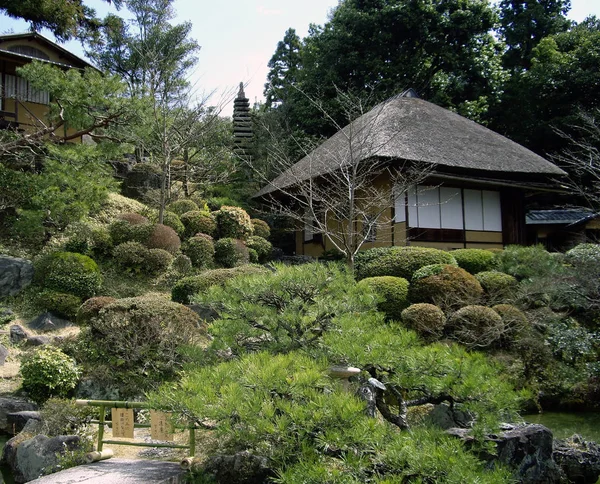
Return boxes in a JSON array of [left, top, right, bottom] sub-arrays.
[[1, 0, 599, 116]]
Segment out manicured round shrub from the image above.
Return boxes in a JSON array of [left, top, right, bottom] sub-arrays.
[[358, 276, 409, 320], [354, 247, 395, 278], [356, 246, 457, 280], [565, 243, 600, 266], [246, 235, 272, 263], [76, 296, 117, 324], [108, 219, 154, 246], [146, 224, 181, 254], [215, 206, 253, 240], [447, 305, 504, 348], [21, 346, 81, 403], [117, 212, 149, 225], [171, 254, 193, 274], [492, 304, 530, 347], [251, 219, 271, 239], [475, 271, 518, 297], [172, 265, 267, 304], [147, 210, 185, 236], [451, 249, 496, 274], [412, 264, 445, 281], [89, 225, 113, 258], [34, 251, 102, 299], [145, 248, 174, 275], [401, 303, 446, 340], [113, 241, 148, 272], [214, 238, 249, 268], [182, 234, 215, 268], [248, 248, 259, 264], [167, 199, 200, 216], [180, 210, 217, 238], [37, 290, 82, 320], [409, 265, 483, 307]]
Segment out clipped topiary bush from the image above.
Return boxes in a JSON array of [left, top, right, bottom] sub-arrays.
[[492, 304, 530, 347], [248, 248, 259, 264], [451, 249, 496, 274], [401, 303, 446, 340], [356, 246, 457, 280], [412, 264, 445, 281], [447, 305, 504, 348], [206, 196, 241, 211], [20, 346, 81, 403], [76, 296, 117, 324], [182, 234, 215, 268], [358, 276, 409, 320], [146, 210, 185, 236], [251, 219, 271, 239], [246, 235, 272, 263], [171, 254, 193, 274], [145, 248, 174, 275], [36, 290, 82, 320], [180, 210, 217, 238], [108, 219, 154, 246], [172, 266, 267, 304], [113, 241, 148, 272], [215, 206, 253, 240], [167, 199, 200, 216], [214, 238, 249, 268], [34, 251, 102, 299], [354, 247, 395, 277], [117, 212, 149, 225], [145, 224, 181, 254], [409, 265, 483, 307], [475, 271, 518, 298]]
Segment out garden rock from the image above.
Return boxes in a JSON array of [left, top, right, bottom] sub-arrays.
[[187, 303, 219, 322], [28, 312, 72, 332], [9, 325, 28, 344], [7, 411, 42, 435], [0, 397, 38, 433], [23, 336, 51, 347], [426, 403, 473, 429], [0, 256, 33, 297], [203, 450, 274, 484], [2, 434, 80, 483], [0, 344, 8, 365], [76, 378, 121, 401], [553, 434, 600, 483]]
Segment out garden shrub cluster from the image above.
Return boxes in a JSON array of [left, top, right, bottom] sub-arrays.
[[180, 210, 217, 238], [251, 218, 271, 239], [166, 199, 200, 216], [76, 296, 117, 324], [451, 248, 496, 274], [215, 205, 254, 239], [245, 235, 272, 263], [182, 234, 215, 268], [145, 223, 181, 254], [475, 271, 518, 298], [409, 265, 483, 307], [494, 245, 563, 281], [447, 305, 505, 349], [36, 290, 82, 320], [34, 251, 102, 299], [357, 276, 409, 320], [401, 303, 446, 340], [113, 241, 173, 275], [214, 237, 249, 268]]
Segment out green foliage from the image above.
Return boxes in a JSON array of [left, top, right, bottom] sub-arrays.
[[113, 242, 172, 276], [108, 219, 154, 246], [148, 210, 185, 236], [76, 297, 117, 324], [117, 212, 149, 225], [36, 290, 82, 320], [215, 206, 253, 240], [409, 265, 483, 308], [401, 303, 447, 341], [451, 249, 496, 274], [167, 199, 200, 216], [475, 271, 518, 298], [180, 210, 217, 238], [171, 266, 268, 304], [248, 248, 259, 264], [214, 238, 249, 268], [356, 246, 457, 280], [206, 196, 242, 211], [92, 193, 147, 224], [146, 223, 181, 254], [495, 245, 564, 281], [492, 304, 530, 347], [447, 305, 505, 349], [546, 318, 599, 365], [21, 347, 81, 404], [34, 251, 102, 299], [72, 296, 205, 397], [412, 263, 445, 281], [357, 276, 409, 321], [39, 398, 97, 438], [251, 218, 271, 239], [354, 247, 394, 277], [182, 235, 215, 268], [171, 254, 193, 274], [566, 243, 600, 265], [146, 248, 174, 275], [245, 235, 272, 263]]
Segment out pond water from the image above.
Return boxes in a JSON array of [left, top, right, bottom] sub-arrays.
[[522, 412, 600, 442], [0, 434, 15, 483]]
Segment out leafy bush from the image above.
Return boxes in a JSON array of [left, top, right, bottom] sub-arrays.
[[76, 296, 117, 324], [171, 254, 193, 274], [167, 199, 200, 216], [251, 218, 271, 239], [215, 206, 253, 239], [117, 212, 149, 225], [92, 192, 147, 224], [182, 234, 215, 268], [401, 303, 446, 340], [145, 248, 174, 275], [214, 238, 249, 268], [492, 304, 530, 347], [151, 210, 185, 236], [21, 347, 81, 403], [246, 235, 272, 263], [34, 251, 102, 299], [409, 265, 483, 307], [451, 249, 496, 274], [36, 290, 82, 320], [146, 223, 181, 254], [357, 276, 409, 320], [354, 247, 395, 276], [248, 248, 259, 263], [565, 243, 600, 266], [180, 210, 217, 238], [40, 398, 97, 438], [447, 305, 505, 348], [475, 271, 518, 298], [206, 196, 242, 211], [77, 296, 205, 395], [108, 219, 154, 246], [412, 263, 445, 281], [356, 246, 457, 280], [113, 241, 148, 272], [495, 245, 563, 281], [171, 265, 267, 304]]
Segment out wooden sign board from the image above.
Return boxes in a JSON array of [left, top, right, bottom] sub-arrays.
[[111, 408, 134, 439], [150, 410, 174, 441]]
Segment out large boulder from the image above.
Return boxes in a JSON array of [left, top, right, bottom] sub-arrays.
[[425, 403, 473, 430], [0, 256, 33, 298], [554, 434, 600, 484], [0, 397, 37, 433], [27, 312, 72, 333], [6, 411, 42, 435], [9, 325, 28, 344], [203, 451, 274, 484], [1, 434, 80, 483]]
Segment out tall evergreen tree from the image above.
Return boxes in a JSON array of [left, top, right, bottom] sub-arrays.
[[264, 28, 303, 109]]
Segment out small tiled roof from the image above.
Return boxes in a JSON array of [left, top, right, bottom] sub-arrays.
[[526, 209, 598, 225]]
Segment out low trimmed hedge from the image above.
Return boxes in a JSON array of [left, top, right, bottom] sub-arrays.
[[451, 249, 496, 274], [475, 271, 518, 297], [167, 199, 200, 216]]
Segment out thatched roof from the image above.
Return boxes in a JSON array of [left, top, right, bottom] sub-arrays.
[[256, 94, 566, 197]]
